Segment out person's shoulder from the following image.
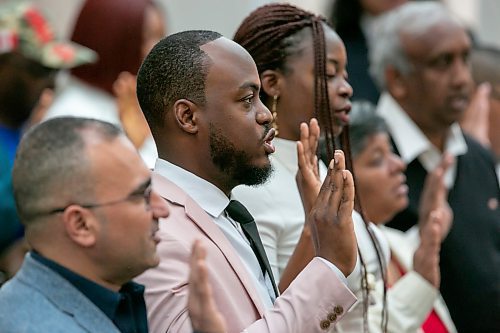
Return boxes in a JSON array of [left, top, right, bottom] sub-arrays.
[[45, 78, 119, 125], [464, 134, 495, 157], [0, 276, 72, 331], [462, 134, 497, 172]]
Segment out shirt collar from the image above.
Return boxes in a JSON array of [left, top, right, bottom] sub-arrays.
[[376, 92, 468, 164], [30, 251, 127, 319], [154, 159, 229, 218], [31, 251, 146, 327]]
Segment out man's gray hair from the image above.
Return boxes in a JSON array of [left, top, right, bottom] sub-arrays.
[[12, 117, 122, 224], [369, 1, 462, 90]]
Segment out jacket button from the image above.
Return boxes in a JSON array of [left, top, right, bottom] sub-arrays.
[[320, 319, 331, 330], [334, 305, 344, 315], [328, 312, 337, 322]]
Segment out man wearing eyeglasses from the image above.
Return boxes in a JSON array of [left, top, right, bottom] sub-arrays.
[[0, 117, 170, 333]]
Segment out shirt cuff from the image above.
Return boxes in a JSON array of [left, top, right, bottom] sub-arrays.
[[315, 254, 360, 286]]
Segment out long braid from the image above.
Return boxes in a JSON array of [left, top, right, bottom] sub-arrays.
[[235, 5, 321, 76], [235, 4, 387, 332], [342, 125, 389, 332], [312, 19, 335, 160]]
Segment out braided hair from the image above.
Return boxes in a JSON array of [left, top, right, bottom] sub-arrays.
[[234, 4, 388, 332], [234, 4, 337, 161]]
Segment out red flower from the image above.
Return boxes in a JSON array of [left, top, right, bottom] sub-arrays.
[[52, 44, 76, 62], [24, 7, 53, 43]]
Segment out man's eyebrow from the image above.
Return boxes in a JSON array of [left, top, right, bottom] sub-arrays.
[[130, 178, 152, 194], [239, 82, 260, 92]]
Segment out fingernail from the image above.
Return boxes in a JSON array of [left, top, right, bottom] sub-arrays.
[[479, 82, 491, 93], [329, 159, 334, 169], [342, 170, 347, 180]]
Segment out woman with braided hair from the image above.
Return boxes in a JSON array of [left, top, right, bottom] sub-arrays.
[[232, 3, 389, 333]]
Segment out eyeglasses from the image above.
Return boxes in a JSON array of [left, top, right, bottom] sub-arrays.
[[46, 185, 153, 215]]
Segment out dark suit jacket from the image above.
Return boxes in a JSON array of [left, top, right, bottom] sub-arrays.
[[343, 33, 380, 104]]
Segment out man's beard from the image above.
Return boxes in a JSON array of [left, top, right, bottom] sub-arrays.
[[209, 123, 273, 187]]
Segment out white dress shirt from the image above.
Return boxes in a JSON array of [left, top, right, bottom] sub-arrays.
[[376, 93, 468, 188], [155, 159, 276, 309]]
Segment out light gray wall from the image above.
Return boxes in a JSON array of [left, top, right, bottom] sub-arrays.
[[3, 0, 498, 48]]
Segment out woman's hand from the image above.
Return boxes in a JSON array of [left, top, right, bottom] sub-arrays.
[[296, 118, 321, 215], [113, 71, 152, 148]]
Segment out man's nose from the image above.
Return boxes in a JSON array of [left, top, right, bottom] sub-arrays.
[[256, 98, 272, 125], [150, 190, 169, 219]]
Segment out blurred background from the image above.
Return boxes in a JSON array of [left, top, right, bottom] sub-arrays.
[[5, 0, 499, 48]]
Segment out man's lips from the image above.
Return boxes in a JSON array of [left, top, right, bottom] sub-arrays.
[[447, 94, 470, 111], [263, 127, 276, 154], [151, 223, 160, 244]]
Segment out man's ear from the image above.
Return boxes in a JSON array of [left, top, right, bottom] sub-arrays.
[[385, 66, 408, 100], [261, 69, 282, 98], [62, 206, 98, 248], [173, 99, 199, 134]]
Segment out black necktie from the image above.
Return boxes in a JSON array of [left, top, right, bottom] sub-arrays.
[[225, 200, 279, 298]]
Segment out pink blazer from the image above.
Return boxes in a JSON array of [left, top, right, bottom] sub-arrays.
[[135, 172, 357, 333]]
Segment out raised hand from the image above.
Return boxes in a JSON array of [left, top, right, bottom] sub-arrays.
[[308, 150, 357, 277], [414, 154, 454, 287], [113, 71, 152, 148], [27, 88, 54, 128], [460, 82, 491, 148], [413, 211, 447, 288], [279, 120, 356, 290], [296, 118, 321, 215], [188, 240, 226, 333], [418, 154, 454, 241]]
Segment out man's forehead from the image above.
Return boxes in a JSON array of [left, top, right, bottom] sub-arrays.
[[402, 20, 469, 57], [87, 137, 146, 175], [200, 36, 260, 87], [201, 37, 253, 62]]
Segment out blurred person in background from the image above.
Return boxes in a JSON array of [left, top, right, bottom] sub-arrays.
[[348, 103, 457, 332], [329, 0, 409, 104], [370, 2, 500, 331], [0, 1, 95, 282], [460, 45, 500, 179], [45, 0, 166, 167], [296, 103, 457, 332]]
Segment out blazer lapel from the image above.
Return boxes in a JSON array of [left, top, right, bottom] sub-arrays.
[[153, 172, 267, 315], [19, 254, 120, 333]]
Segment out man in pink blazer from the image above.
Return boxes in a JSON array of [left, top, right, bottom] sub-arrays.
[[135, 30, 359, 333]]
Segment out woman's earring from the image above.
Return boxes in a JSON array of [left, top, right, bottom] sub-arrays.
[[271, 95, 279, 136]]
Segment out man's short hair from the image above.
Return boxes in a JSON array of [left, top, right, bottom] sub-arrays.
[[12, 117, 122, 224], [136, 30, 222, 136], [369, 2, 460, 89]]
